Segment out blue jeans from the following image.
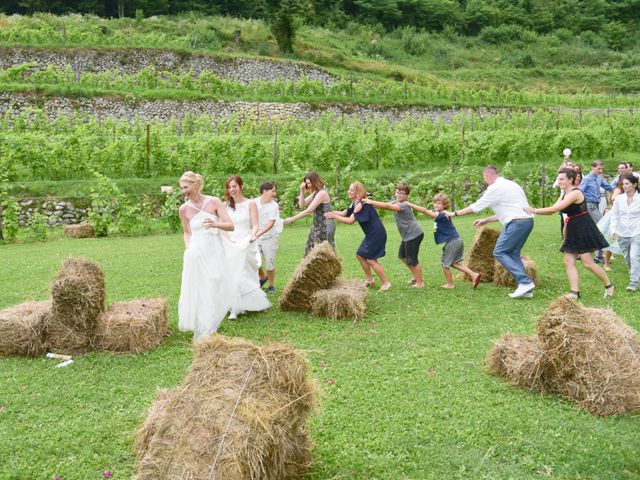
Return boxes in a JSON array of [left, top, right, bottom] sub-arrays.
[[618, 236, 640, 288], [493, 218, 534, 285]]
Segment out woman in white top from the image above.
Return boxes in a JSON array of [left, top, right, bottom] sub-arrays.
[[177, 171, 244, 338], [609, 174, 640, 291], [225, 175, 271, 318]]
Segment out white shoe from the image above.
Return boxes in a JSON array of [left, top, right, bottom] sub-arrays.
[[509, 282, 535, 298], [228, 312, 238, 320]]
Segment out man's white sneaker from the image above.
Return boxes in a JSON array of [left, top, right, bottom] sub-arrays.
[[509, 282, 535, 298]]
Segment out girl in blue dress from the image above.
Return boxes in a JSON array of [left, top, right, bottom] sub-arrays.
[[325, 182, 391, 291]]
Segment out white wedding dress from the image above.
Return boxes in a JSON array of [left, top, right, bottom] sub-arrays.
[[227, 200, 271, 316], [178, 198, 244, 339]]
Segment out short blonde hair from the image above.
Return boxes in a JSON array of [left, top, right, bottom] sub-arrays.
[[179, 171, 204, 193], [433, 192, 450, 209], [350, 181, 367, 200]]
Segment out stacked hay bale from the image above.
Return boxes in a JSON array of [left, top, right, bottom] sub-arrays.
[[134, 388, 177, 460], [487, 296, 640, 416], [0, 257, 170, 357], [493, 256, 539, 288], [63, 223, 95, 239], [310, 279, 367, 321], [46, 258, 105, 354], [134, 335, 319, 480], [279, 242, 368, 321], [0, 300, 51, 356], [95, 299, 170, 354], [279, 242, 342, 312], [463, 227, 501, 282]]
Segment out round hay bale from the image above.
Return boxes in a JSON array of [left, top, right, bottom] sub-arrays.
[[310, 279, 367, 321], [134, 388, 177, 461], [47, 257, 105, 354], [463, 227, 500, 282], [63, 223, 95, 239], [493, 256, 539, 288], [95, 298, 170, 354], [279, 241, 342, 312], [536, 296, 640, 416], [134, 335, 319, 480], [486, 333, 546, 393], [0, 300, 51, 357]]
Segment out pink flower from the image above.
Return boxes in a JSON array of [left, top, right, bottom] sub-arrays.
[[103, 471, 111, 478], [55, 477, 63, 480]]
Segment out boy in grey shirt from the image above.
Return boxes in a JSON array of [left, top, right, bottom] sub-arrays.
[[362, 182, 425, 287]]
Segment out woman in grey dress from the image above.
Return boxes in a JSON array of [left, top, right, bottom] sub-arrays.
[[283, 171, 336, 256]]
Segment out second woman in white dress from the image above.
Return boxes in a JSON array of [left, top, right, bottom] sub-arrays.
[[225, 175, 271, 319]]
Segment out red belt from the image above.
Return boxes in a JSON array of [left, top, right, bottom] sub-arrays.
[[565, 211, 588, 224]]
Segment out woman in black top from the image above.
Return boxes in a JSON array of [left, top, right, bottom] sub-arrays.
[[525, 167, 613, 299]]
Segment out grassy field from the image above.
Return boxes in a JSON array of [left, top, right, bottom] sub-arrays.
[[1, 214, 639, 479]]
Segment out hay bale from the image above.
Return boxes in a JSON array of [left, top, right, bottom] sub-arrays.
[[134, 388, 177, 461], [536, 296, 640, 416], [134, 335, 319, 480], [47, 257, 105, 354], [493, 256, 539, 288], [279, 241, 342, 312], [463, 227, 501, 282], [310, 279, 367, 321], [63, 223, 95, 239], [95, 299, 170, 354], [486, 333, 546, 393], [0, 300, 50, 357]]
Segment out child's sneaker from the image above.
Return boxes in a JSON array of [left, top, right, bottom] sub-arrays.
[[259, 277, 268, 287], [267, 286, 276, 294]]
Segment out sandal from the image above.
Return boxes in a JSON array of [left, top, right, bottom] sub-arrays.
[[565, 291, 580, 300], [364, 279, 375, 288], [378, 283, 392, 292], [604, 284, 615, 299], [407, 279, 417, 285]]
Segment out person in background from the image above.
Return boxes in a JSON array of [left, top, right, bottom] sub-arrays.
[[254, 181, 283, 294], [609, 174, 640, 292], [580, 160, 614, 263]]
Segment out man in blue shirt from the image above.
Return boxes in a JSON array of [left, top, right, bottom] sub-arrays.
[[580, 159, 613, 262]]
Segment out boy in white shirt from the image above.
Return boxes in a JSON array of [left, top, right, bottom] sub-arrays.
[[254, 181, 283, 293]]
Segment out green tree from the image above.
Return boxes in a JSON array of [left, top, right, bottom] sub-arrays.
[[262, 0, 313, 53]]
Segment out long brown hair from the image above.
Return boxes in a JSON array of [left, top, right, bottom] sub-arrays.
[[304, 171, 325, 193], [225, 175, 244, 210]]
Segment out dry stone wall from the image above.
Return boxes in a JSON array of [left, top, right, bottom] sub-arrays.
[[19, 199, 88, 226], [0, 47, 335, 84], [0, 91, 466, 124]]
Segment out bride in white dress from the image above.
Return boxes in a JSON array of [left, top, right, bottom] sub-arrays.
[[177, 172, 244, 338], [225, 176, 271, 318]]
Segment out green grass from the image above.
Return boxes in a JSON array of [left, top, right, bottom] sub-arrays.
[[1, 214, 640, 479]]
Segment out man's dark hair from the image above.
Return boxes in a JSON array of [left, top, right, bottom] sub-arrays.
[[259, 181, 275, 193]]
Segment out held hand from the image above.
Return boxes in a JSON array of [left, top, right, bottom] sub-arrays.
[[360, 198, 371, 204], [524, 206, 535, 214], [202, 219, 216, 229], [444, 211, 455, 219], [473, 218, 487, 228], [250, 234, 257, 243], [324, 212, 335, 219], [283, 217, 293, 225]]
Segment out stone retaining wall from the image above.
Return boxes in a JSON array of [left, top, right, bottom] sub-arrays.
[[18, 199, 88, 226], [0, 47, 335, 84], [0, 91, 467, 124]]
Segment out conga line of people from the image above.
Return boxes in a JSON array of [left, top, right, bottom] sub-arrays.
[[177, 161, 634, 338]]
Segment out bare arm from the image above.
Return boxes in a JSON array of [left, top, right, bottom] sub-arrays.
[[209, 198, 234, 231], [298, 183, 314, 208], [248, 201, 259, 241], [525, 190, 582, 215], [472, 215, 499, 227], [285, 190, 329, 224], [179, 205, 192, 248], [362, 198, 401, 211], [405, 201, 438, 218], [325, 209, 356, 224], [256, 219, 275, 239]]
